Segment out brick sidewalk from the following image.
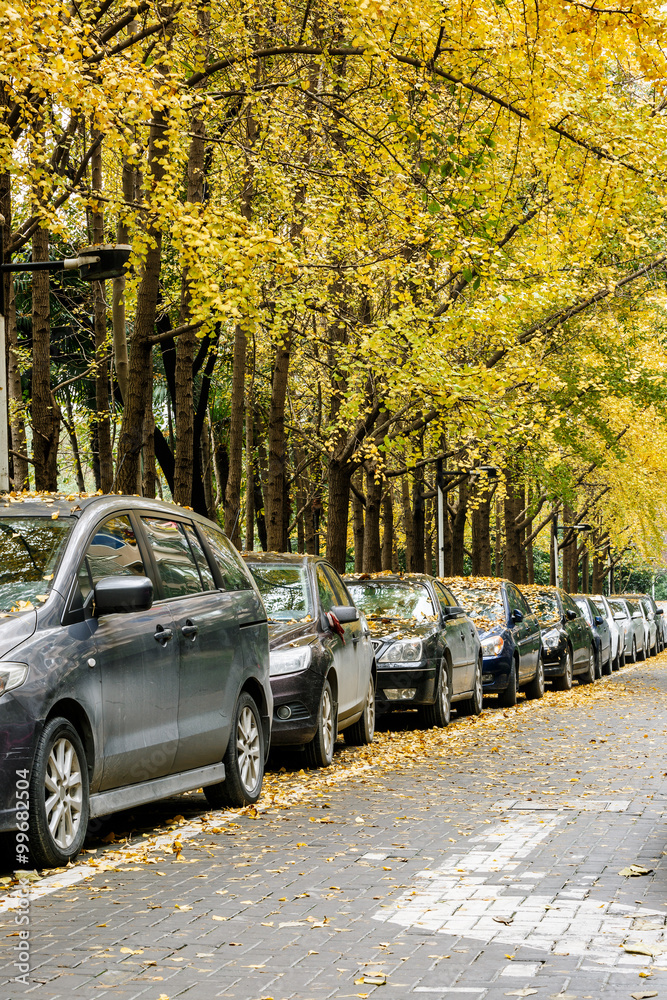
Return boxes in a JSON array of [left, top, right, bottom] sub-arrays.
[[2, 658, 667, 999]]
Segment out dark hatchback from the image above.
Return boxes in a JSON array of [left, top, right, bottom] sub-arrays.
[[0, 494, 271, 868], [243, 553, 375, 768], [344, 573, 482, 727], [572, 593, 612, 677], [445, 577, 543, 706], [520, 585, 596, 688]]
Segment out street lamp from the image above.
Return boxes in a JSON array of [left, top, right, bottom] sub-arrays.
[[436, 459, 499, 577], [0, 215, 130, 491]]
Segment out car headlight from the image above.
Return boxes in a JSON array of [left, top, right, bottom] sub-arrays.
[[378, 638, 423, 663], [269, 646, 312, 677], [0, 663, 28, 697], [480, 635, 504, 657], [542, 632, 561, 650]]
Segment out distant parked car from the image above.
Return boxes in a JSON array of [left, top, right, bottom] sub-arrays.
[[445, 577, 543, 706], [0, 494, 272, 869], [520, 585, 596, 688], [623, 593, 662, 656], [655, 601, 667, 648], [572, 594, 612, 677], [243, 552, 375, 768], [607, 597, 645, 662], [591, 594, 624, 670], [344, 573, 482, 727]]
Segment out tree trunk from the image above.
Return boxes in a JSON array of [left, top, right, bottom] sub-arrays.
[[503, 467, 523, 583], [7, 281, 28, 490], [265, 344, 290, 551], [592, 552, 603, 594], [424, 499, 434, 576], [62, 388, 86, 492], [142, 397, 155, 498], [381, 486, 393, 571], [581, 546, 589, 593], [325, 461, 352, 572], [451, 480, 468, 576], [91, 136, 113, 492], [31, 225, 60, 490], [200, 414, 214, 519], [363, 465, 382, 572], [352, 472, 364, 571], [401, 475, 414, 571], [412, 464, 425, 573], [561, 503, 577, 591], [244, 385, 254, 548], [472, 494, 492, 576]]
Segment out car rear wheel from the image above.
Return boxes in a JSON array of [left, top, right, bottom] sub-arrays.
[[525, 654, 545, 700], [553, 647, 573, 691], [305, 679, 337, 766], [346, 675, 376, 746], [498, 660, 518, 707], [29, 717, 89, 869], [629, 637, 637, 663], [580, 648, 595, 685], [421, 662, 452, 728], [205, 692, 264, 808], [459, 657, 483, 716]]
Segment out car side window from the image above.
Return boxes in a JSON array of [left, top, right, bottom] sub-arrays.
[[433, 581, 456, 616], [517, 592, 531, 615], [563, 594, 580, 617], [199, 522, 252, 591], [77, 515, 146, 604], [316, 565, 339, 613], [323, 565, 350, 606], [183, 525, 216, 591], [140, 517, 203, 598], [506, 586, 521, 612], [577, 600, 592, 624]]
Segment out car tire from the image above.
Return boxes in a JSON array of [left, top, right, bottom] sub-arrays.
[[602, 649, 613, 676], [594, 647, 602, 679], [629, 637, 637, 663], [28, 717, 89, 869], [553, 647, 573, 691], [525, 654, 545, 700], [498, 660, 518, 707], [612, 649, 620, 671], [205, 692, 264, 808], [459, 657, 483, 716], [580, 647, 595, 685], [346, 675, 376, 746], [421, 662, 452, 728], [304, 678, 337, 767]]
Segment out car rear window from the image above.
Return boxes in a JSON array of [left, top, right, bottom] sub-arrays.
[[246, 563, 311, 620], [346, 581, 436, 621], [445, 579, 505, 630], [0, 516, 74, 612]]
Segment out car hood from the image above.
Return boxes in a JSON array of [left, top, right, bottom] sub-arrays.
[[477, 623, 508, 641], [267, 619, 318, 651], [0, 609, 37, 659], [368, 620, 438, 652]]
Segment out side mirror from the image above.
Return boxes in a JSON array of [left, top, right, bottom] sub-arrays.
[[613, 612, 625, 622], [331, 605, 359, 624], [94, 575, 153, 614], [632, 611, 642, 619], [565, 608, 578, 621], [512, 608, 524, 623], [594, 615, 604, 626], [657, 609, 664, 616], [444, 605, 465, 619]]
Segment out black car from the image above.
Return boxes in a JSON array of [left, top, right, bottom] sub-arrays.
[[243, 553, 375, 768], [572, 593, 612, 676], [0, 494, 272, 868], [343, 573, 482, 727], [444, 577, 543, 706], [520, 585, 595, 688]]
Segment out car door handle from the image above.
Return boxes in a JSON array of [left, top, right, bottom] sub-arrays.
[[154, 625, 173, 644], [181, 620, 198, 639], [460, 632, 466, 641]]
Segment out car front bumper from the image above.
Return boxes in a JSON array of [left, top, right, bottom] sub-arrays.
[[542, 646, 566, 678], [269, 669, 323, 747], [0, 696, 39, 833], [480, 651, 513, 693], [376, 661, 437, 711]]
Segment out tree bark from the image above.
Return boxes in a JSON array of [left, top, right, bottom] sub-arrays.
[[412, 464, 425, 573], [424, 499, 434, 576], [363, 465, 382, 572], [494, 499, 502, 577], [451, 480, 468, 576], [325, 461, 352, 572], [265, 343, 290, 551], [503, 467, 523, 582], [352, 471, 364, 571], [244, 382, 254, 548], [381, 485, 393, 571], [581, 546, 589, 593], [401, 475, 414, 571], [472, 494, 492, 576], [200, 414, 214, 520], [31, 225, 59, 490], [91, 135, 113, 492], [7, 281, 28, 490]]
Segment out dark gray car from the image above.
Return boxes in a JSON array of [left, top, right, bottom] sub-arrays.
[[0, 494, 271, 868]]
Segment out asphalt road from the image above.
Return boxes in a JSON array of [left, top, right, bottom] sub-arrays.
[[2, 655, 667, 1000]]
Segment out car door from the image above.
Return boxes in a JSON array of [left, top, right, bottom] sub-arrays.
[[563, 593, 589, 667], [516, 590, 540, 673], [73, 513, 181, 790], [315, 563, 357, 717], [506, 585, 533, 682], [139, 515, 243, 774], [325, 565, 373, 706], [433, 581, 472, 693]]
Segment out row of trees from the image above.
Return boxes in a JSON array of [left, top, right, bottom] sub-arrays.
[[3, 0, 667, 589]]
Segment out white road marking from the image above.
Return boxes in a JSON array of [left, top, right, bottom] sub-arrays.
[[374, 804, 666, 966]]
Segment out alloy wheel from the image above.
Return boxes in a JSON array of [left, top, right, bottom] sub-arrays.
[[321, 686, 335, 759], [236, 705, 261, 794], [364, 679, 376, 739], [44, 737, 84, 851]]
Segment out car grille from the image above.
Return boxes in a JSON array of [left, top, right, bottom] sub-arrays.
[[274, 702, 310, 721]]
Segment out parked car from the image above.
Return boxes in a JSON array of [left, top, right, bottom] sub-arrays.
[[444, 577, 543, 706], [0, 494, 272, 868], [623, 593, 663, 656], [607, 596, 645, 662], [591, 594, 624, 670], [520, 585, 596, 688], [572, 594, 612, 677], [343, 573, 482, 727], [244, 552, 375, 768], [655, 600, 667, 648]]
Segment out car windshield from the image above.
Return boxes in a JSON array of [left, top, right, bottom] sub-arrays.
[[246, 563, 312, 621], [575, 599, 592, 624], [346, 581, 436, 621], [592, 599, 606, 616], [446, 579, 505, 630], [608, 599, 628, 617], [0, 516, 74, 612], [522, 587, 560, 627]]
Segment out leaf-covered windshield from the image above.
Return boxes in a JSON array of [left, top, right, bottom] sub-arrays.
[[445, 577, 505, 630], [608, 599, 628, 617], [0, 517, 74, 612], [521, 586, 561, 627], [346, 581, 436, 621], [246, 563, 312, 621]]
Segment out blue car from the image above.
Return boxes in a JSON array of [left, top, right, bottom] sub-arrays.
[[445, 577, 543, 707]]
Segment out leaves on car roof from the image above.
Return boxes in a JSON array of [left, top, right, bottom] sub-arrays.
[[442, 576, 506, 630]]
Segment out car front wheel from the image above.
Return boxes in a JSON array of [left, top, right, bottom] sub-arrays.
[[459, 657, 483, 716], [498, 661, 518, 707], [29, 717, 89, 869], [305, 678, 337, 768], [205, 692, 264, 808], [580, 648, 595, 684], [554, 647, 573, 691], [421, 661, 452, 728], [346, 675, 376, 746], [525, 654, 545, 700]]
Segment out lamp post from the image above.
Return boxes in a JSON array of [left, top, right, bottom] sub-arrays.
[[0, 216, 130, 492], [435, 460, 498, 577]]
